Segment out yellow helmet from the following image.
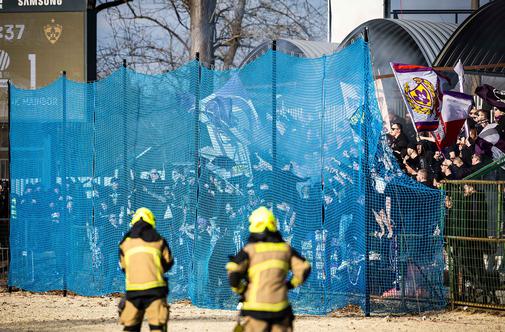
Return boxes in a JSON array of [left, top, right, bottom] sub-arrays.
[[130, 207, 156, 228], [249, 206, 277, 233]]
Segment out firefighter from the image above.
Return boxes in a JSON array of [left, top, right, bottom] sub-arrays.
[[119, 207, 173, 332], [226, 206, 311, 332]]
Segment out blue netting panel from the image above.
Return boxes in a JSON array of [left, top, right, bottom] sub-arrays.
[[273, 52, 325, 313], [9, 39, 445, 314], [90, 64, 198, 298], [193, 52, 274, 308], [9, 77, 94, 292], [360, 48, 446, 311], [320, 41, 369, 312]]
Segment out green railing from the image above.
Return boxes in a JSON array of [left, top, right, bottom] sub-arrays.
[[464, 156, 505, 180], [442, 180, 505, 310]]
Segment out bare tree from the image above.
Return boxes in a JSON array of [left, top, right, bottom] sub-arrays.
[[218, 0, 246, 68], [97, 0, 325, 76], [215, 0, 325, 68], [88, 0, 132, 80], [190, 0, 217, 66]]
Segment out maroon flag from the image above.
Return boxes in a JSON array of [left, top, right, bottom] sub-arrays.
[[475, 84, 505, 110], [475, 123, 505, 160], [433, 91, 473, 149]]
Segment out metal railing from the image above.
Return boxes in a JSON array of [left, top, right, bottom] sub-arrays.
[[391, 9, 474, 24], [443, 180, 505, 310], [0, 160, 8, 180], [464, 156, 505, 180], [0, 218, 8, 288]]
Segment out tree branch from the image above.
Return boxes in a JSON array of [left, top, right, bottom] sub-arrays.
[[126, 2, 190, 52], [95, 0, 132, 12]]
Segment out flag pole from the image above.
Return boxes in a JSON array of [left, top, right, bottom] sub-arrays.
[[454, 59, 469, 137]]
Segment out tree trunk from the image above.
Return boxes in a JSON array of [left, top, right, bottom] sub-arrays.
[[190, 0, 217, 66], [223, 0, 246, 69]]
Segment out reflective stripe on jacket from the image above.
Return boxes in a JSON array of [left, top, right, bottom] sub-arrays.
[[227, 239, 311, 316], [120, 237, 172, 292]]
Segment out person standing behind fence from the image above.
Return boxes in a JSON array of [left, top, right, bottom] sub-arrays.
[[387, 123, 409, 166], [0, 182, 8, 218], [119, 207, 173, 332], [141, 170, 167, 224], [226, 206, 311, 332]]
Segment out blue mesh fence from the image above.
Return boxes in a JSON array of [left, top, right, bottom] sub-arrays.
[[8, 39, 445, 314]]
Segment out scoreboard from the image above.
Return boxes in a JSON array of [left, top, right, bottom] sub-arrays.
[[0, 1, 87, 181], [0, 0, 87, 90]]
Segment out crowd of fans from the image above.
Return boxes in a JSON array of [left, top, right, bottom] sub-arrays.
[[10, 104, 502, 299], [387, 106, 505, 188], [387, 105, 505, 302], [7, 146, 358, 298], [7, 160, 282, 295]]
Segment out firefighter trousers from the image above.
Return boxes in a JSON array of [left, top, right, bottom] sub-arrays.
[[242, 316, 293, 332], [119, 297, 169, 331]]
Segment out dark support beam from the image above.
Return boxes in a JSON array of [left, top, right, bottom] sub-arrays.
[[87, 1, 132, 82], [87, 9, 97, 81], [391, 9, 473, 23], [471, 0, 480, 10], [383, 0, 391, 18], [391, 9, 474, 15]]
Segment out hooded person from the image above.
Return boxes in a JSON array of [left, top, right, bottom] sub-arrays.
[[119, 207, 174, 332], [226, 206, 311, 332]]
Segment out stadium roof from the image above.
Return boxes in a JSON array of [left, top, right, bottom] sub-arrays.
[[239, 39, 339, 67], [336, 19, 457, 122], [339, 19, 457, 76], [433, 0, 505, 76]]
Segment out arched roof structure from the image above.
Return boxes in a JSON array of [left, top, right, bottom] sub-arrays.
[[433, 0, 505, 76], [339, 19, 457, 76], [338, 19, 457, 125], [239, 39, 339, 67]]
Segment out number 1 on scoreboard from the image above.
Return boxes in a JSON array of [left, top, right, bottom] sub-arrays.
[[28, 53, 35, 89]]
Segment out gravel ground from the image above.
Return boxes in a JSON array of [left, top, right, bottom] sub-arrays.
[[0, 290, 504, 331]]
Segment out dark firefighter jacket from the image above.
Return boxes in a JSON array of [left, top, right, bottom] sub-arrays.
[[226, 231, 311, 320], [119, 220, 173, 301]]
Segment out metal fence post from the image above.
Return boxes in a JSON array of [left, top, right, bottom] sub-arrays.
[[61, 71, 68, 297], [131, 85, 141, 210], [7, 80, 12, 293], [363, 28, 371, 317], [122, 60, 129, 205], [497, 183, 502, 239], [191, 52, 201, 301], [320, 53, 327, 312], [271, 40, 277, 215], [90, 77, 97, 287], [194, 52, 201, 204]]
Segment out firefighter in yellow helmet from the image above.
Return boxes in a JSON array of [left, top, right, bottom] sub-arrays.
[[226, 206, 311, 332], [118, 207, 173, 332]]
